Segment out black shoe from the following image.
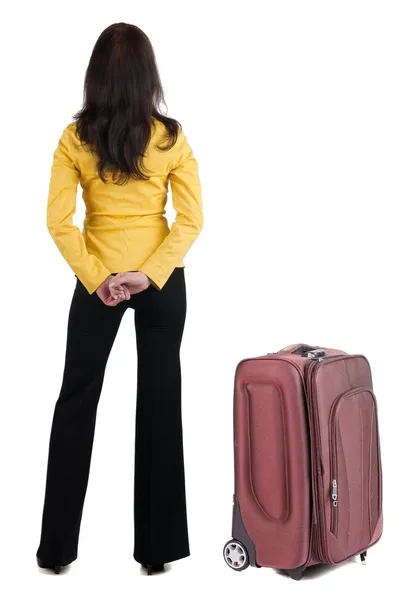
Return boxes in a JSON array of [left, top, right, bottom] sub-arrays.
[[37, 556, 62, 574], [142, 563, 165, 575]]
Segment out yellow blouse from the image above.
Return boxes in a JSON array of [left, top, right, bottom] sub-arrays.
[[46, 119, 203, 294]]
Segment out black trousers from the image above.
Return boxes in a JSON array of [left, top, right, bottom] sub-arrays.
[[36, 267, 189, 566]]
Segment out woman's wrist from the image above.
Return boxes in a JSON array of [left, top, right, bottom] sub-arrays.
[[138, 270, 155, 287]]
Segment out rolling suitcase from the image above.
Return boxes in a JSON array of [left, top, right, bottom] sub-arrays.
[[223, 343, 383, 580]]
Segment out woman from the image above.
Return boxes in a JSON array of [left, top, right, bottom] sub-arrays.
[[36, 22, 203, 576]]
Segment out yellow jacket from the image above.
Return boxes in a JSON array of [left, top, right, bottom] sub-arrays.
[[46, 119, 203, 294]]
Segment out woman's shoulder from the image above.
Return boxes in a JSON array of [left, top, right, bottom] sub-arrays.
[[58, 121, 81, 151], [150, 118, 187, 158], [151, 117, 184, 139], [59, 120, 77, 138]]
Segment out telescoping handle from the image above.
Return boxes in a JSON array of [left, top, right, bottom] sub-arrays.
[[276, 344, 326, 359], [301, 348, 326, 359]]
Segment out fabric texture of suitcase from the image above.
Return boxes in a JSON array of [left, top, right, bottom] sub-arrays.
[[224, 343, 383, 580]]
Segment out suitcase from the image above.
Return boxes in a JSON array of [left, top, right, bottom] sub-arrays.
[[223, 343, 383, 580]]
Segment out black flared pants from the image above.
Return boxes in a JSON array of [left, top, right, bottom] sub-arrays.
[[36, 267, 189, 566]]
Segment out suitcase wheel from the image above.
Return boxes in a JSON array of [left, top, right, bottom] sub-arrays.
[[286, 567, 306, 581], [223, 539, 249, 571]]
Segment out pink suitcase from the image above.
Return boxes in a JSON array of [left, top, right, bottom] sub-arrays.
[[224, 343, 383, 580]]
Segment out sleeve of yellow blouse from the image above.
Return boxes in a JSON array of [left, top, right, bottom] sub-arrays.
[[46, 126, 112, 294], [138, 128, 203, 289]]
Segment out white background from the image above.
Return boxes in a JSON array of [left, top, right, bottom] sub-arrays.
[[1, 0, 408, 598]]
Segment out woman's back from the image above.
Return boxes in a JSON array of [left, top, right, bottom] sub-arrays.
[[47, 117, 203, 294]]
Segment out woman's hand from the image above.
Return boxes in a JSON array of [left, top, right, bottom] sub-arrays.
[[96, 275, 131, 306], [109, 271, 151, 297]]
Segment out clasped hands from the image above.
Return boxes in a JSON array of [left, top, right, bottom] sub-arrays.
[[96, 271, 151, 306]]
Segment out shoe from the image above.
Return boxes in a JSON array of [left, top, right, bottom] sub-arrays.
[[37, 556, 62, 574], [142, 563, 165, 575]]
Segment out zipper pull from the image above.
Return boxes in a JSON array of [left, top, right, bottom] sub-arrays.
[[331, 479, 338, 506]]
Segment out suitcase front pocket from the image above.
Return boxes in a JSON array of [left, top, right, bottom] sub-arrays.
[[328, 387, 381, 555]]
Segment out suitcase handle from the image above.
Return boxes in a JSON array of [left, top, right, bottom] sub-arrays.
[[301, 348, 326, 359], [277, 344, 326, 358]]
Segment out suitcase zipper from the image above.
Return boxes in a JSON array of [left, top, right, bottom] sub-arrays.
[[329, 391, 343, 538], [305, 359, 327, 563], [305, 355, 347, 563]]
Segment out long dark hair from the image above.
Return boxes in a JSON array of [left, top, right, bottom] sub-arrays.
[[73, 22, 181, 185]]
